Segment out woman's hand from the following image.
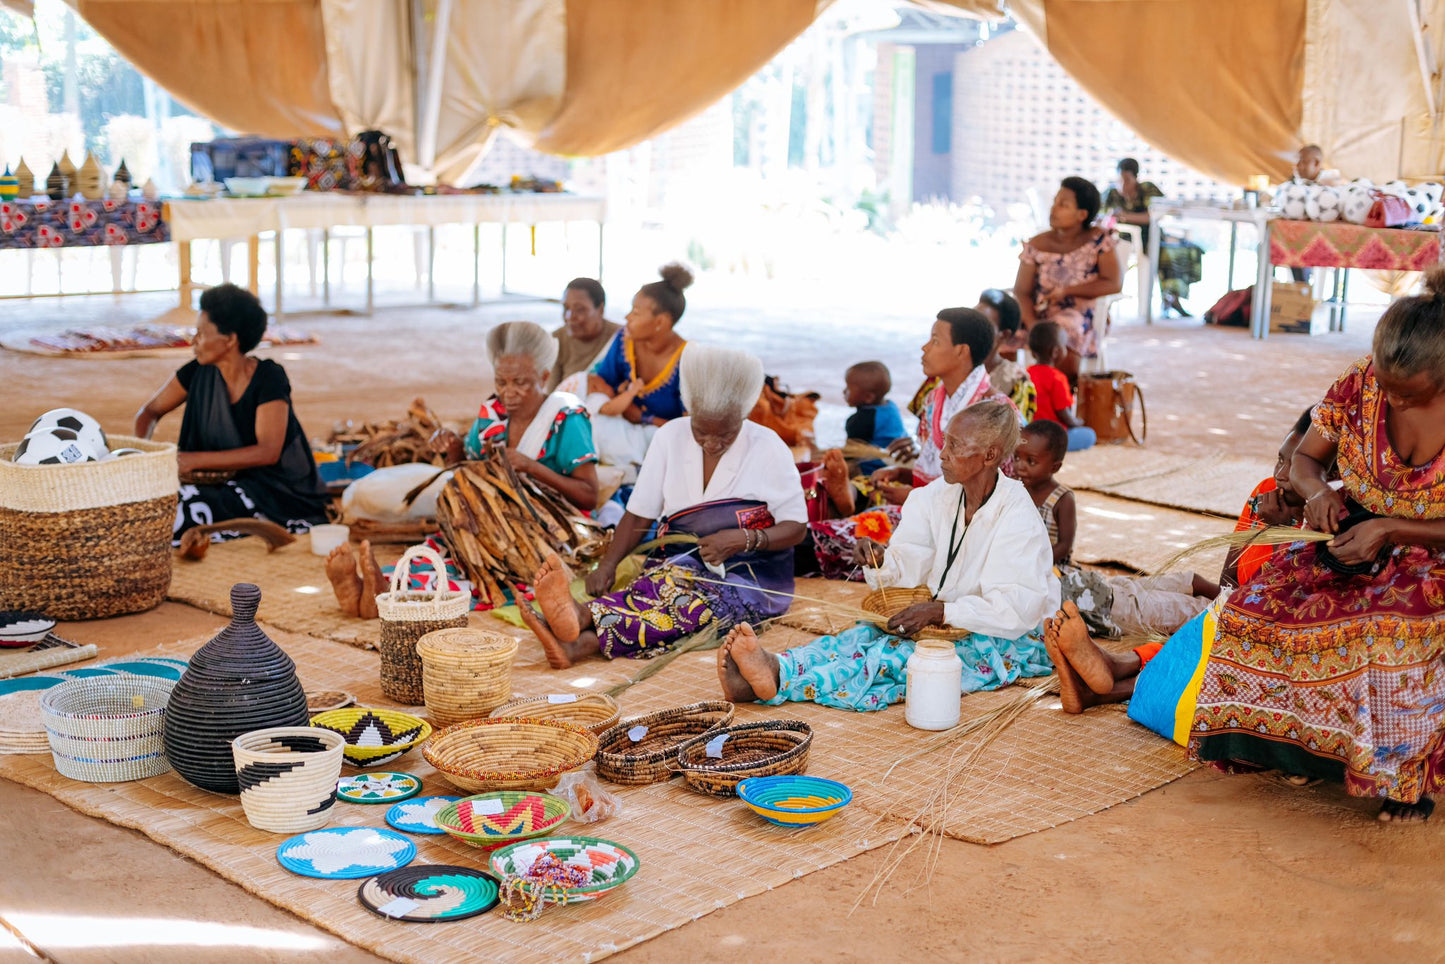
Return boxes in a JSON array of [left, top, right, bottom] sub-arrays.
[[1326, 519, 1391, 565], [886, 437, 918, 462], [505, 447, 538, 475], [1044, 287, 1072, 307], [584, 561, 617, 597], [853, 537, 886, 568], [698, 529, 747, 566], [888, 601, 946, 636], [1303, 486, 1347, 534], [878, 483, 911, 506], [870, 465, 911, 486], [1253, 488, 1298, 527], [622, 403, 645, 424], [176, 451, 198, 475], [429, 428, 465, 462]]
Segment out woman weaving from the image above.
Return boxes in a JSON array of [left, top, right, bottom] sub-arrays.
[[518, 345, 808, 668], [431, 320, 600, 513], [1046, 270, 1445, 823], [134, 283, 327, 545]]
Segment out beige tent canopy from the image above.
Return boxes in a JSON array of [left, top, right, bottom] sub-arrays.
[[6, 0, 1442, 186]]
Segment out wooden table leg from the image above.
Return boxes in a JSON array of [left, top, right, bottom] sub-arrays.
[[177, 240, 192, 309], [247, 234, 260, 295]]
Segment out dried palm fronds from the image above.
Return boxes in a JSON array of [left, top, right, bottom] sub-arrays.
[[841, 439, 914, 468], [435, 450, 607, 606], [332, 397, 449, 468], [1151, 525, 1331, 575]]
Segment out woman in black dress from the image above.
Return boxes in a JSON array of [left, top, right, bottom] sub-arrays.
[[135, 283, 327, 544]]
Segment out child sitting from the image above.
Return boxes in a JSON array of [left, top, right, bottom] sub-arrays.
[[1014, 420, 1217, 637], [1027, 322, 1096, 452], [843, 361, 907, 450]]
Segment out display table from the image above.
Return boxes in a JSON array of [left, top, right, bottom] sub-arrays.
[[163, 192, 607, 316], [1142, 203, 1271, 336], [0, 198, 168, 248]]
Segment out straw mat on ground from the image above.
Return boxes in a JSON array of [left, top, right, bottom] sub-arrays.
[[1072, 492, 1236, 574], [1060, 448, 1273, 520]]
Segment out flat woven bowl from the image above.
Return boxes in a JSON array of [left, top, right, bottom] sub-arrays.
[[595, 701, 734, 786], [435, 791, 571, 851], [489, 836, 639, 903], [310, 708, 432, 768], [424, 717, 599, 794], [737, 775, 852, 827], [860, 586, 966, 641], [675, 720, 813, 797], [489, 694, 620, 736]]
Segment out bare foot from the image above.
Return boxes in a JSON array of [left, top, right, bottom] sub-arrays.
[[821, 449, 855, 517], [511, 582, 572, 669], [1054, 601, 1115, 695], [357, 540, 383, 620], [534, 552, 569, 587], [1378, 797, 1434, 823], [728, 622, 779, 702], [537, 569, 582, 643], [717, 627, 758, 702], [326, 543, 362, 617], [1043, 621, 1099, 714]]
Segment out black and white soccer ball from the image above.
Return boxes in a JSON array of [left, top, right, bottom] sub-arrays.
[[1306, 186, 1342, 222], [28, 408, 107, 458], [1277, 181, 1312, 220], [1341, 187, 1374, 224], [13, 427, 100, 466]]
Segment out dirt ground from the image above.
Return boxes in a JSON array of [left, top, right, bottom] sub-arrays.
[[3, 291, 1442, 962]]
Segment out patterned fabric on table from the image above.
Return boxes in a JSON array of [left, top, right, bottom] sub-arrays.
[[0, 199, 167, 248], [1268, 220, 1442, 271], [1189, 356, 1445, 803]]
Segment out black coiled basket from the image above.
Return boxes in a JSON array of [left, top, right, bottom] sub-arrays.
[[162, 583, 309, 793]]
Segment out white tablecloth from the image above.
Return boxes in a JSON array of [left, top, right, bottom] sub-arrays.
[[164, 193, 607, 241]]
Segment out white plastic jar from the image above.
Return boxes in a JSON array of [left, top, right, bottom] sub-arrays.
[[904, 640, 963, 730]]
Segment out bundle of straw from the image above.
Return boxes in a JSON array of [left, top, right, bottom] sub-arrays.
[[1150, 525, 1331, 575]]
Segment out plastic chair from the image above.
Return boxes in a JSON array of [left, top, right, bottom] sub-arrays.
[[1085, 234, 1132, 374]]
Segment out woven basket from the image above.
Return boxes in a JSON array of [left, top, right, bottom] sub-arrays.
[[860, 586, 967, 642], [489, 693, 620, 735], [424, 717, 599, 794], [377, 546, 471, 704], [308, 707, 432, 768], [675, 720, 813, 797], [40, 676, 175, 782], [594, 701, 734, 785], [232, 726, 346, 833], [434, 790, 572, 850], [416, 627, 519, 727], [0, 435, 176, 620]]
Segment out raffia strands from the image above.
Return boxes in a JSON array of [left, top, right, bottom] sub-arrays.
[[850, 676, 1059, 909], [1150, 525, 1331, 576]]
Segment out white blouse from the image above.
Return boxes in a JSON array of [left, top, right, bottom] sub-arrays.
[[865, 474, 1059, 639], [626, 419, 809, 525]]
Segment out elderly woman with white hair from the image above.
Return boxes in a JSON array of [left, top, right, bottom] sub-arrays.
[[432, 320, 599, 512], [520, 345, 808, 668], [719, 400, 1059, 711]]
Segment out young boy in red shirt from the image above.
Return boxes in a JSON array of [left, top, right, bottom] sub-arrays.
[[1027, 322, 1096, 451]]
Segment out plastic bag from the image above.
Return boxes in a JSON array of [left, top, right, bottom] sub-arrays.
[[553, 770, 622, 823]]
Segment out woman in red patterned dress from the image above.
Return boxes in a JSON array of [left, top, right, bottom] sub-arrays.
[[1191, 268, 1445, 822]]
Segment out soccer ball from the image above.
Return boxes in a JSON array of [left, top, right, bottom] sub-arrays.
[[1306, 186, 1342, 221], [1342, 188, 1374, 224], [1419, 181, 1443, 204], [27, 408, 107, 458], [1277, 181, 1312, 219], [1381, 179, 1409, 197], [13, 427, 100, 465], [1405, 188, 1432, 221]]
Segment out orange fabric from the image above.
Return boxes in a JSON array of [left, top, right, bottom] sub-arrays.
[[1133, 641, 1164, 667], [1234, 477, 1283, 585], [74, 0, 343, 139], [533, 0, 820, 155], [1012, 0, 1306, 185]]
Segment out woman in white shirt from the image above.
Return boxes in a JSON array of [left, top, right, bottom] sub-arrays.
[[720, 400, 1059, 710], [521, 345, 808, 668]]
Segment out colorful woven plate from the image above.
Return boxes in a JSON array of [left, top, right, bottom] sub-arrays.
[[311, 708, 432, 768], [357, 865, 500, 922], [435, 791, 571, 851], [385, 796, 461, 835], [737, 775, 853, 827], [277, 828, 417, 879], [336, 771, 422, 804], [489, 836, 640, 903]]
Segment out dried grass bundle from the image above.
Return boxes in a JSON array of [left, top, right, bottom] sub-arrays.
[[332, 397, 449, 468], [1151, 525, 1331, 575]]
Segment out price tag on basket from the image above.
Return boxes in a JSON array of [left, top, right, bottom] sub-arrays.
[[474, 798, 505, 816], [375, 897, 420, 918], [627, 725, 648, 742], [546, 694, 578, 704], [705, 733, 730, 759]]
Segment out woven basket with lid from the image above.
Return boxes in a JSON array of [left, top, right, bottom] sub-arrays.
[[417, 627, 519, 726], [377, 546, 471, 704]]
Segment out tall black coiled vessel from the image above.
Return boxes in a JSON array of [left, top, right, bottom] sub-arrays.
[[162, 583, 309, 793]]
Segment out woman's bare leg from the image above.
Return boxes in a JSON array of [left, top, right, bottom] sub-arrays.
[[1045, 604, 1137, 713], [325, 543, 362, 617], [717, 624, 760, 702], [726, 622, 780, 701]]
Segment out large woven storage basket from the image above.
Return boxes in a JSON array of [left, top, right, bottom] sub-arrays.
[[595, 701, 734, 785], [417, 627, 518, 727], [377, 546, 471, 704], [0, 435, 176, 619], [40, 676, 176, 782]]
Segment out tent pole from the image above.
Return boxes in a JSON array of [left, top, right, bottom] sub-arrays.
[[417, 0, 455, 173], [1406, 0, 1438, 119]]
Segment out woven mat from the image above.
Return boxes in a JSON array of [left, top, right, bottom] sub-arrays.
[[1060, 448, 1272, 520], [1073, 492, 1236, 574], [166, 534, 415, 650], [0, 634, 96, 679]]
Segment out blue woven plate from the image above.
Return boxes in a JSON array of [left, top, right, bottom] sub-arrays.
[[385, 796, 461, 835], [277, 828, 417, 879]]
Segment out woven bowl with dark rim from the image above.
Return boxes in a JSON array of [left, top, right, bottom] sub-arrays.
[[860, 586, 967, 641], [489, 694, 621, 735], [309, 707, 432, 768], [594, 701, 734, 785], [423, 717, 599, 794], [674, 720, 813, 797]]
